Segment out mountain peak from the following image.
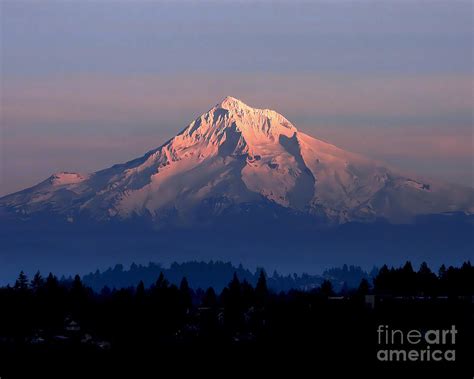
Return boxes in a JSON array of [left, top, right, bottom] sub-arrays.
[[209, 96, 296, 135], [2, 97, 472, 227], [215, 96, 277, 116], [217, 96, 248, 110]]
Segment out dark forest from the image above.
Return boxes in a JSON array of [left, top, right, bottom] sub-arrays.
[[0, 261, 472, 377]]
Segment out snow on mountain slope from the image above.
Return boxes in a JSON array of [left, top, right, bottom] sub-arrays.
[[1, 96, 473, 225]]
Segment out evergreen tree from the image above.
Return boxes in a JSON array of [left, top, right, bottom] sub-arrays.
[[400, 261, 416, 295], [71, 275, 84, 291], [202, 287, 217, 308], [136, 280, 146, 298], [255, 270, 268, 306], [70, 274, 88, 312], [31, 271, 44, 292], [374, 264, 390, 294], [437, 264, 447, 294], [45, 273, 59, 290], [228, 273, 241, 297], [255, 270, 268, 297], [417, 262, 437, 296], [320, 280, 334, 297], [460, 261, 473, 295], [222, 273, 244, 330], [179, 277, 193, 312], [155, 272, 169, 290], [14, 271, 29, 291], [241, 280, 255, 309], [357, 278, 370, 296]]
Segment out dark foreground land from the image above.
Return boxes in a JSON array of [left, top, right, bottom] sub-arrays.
[[0, 261, 473, 378]]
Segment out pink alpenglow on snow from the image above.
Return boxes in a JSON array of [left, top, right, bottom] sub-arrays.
[[0, 97, 473, 225]]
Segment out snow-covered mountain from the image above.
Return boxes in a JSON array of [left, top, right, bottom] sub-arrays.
[[1, 96, 473, 226]]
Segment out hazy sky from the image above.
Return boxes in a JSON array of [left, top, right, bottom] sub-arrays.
[[1, 0, 473, 196]]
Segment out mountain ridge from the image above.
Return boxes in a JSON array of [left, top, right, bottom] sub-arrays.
[[1, 96, 473, 226]]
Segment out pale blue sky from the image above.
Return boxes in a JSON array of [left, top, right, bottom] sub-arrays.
[[1, 0, 473, 195]]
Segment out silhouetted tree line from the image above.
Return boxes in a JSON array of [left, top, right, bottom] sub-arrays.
[[373, 261, 474, 296], [1, 270, 269, 358], [81, 260, 330, 293], [323, 264, 378, 292], [0, 260, 472, 372]]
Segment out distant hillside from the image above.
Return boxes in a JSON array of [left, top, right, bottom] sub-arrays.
[[80, 260, 374, 293]]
